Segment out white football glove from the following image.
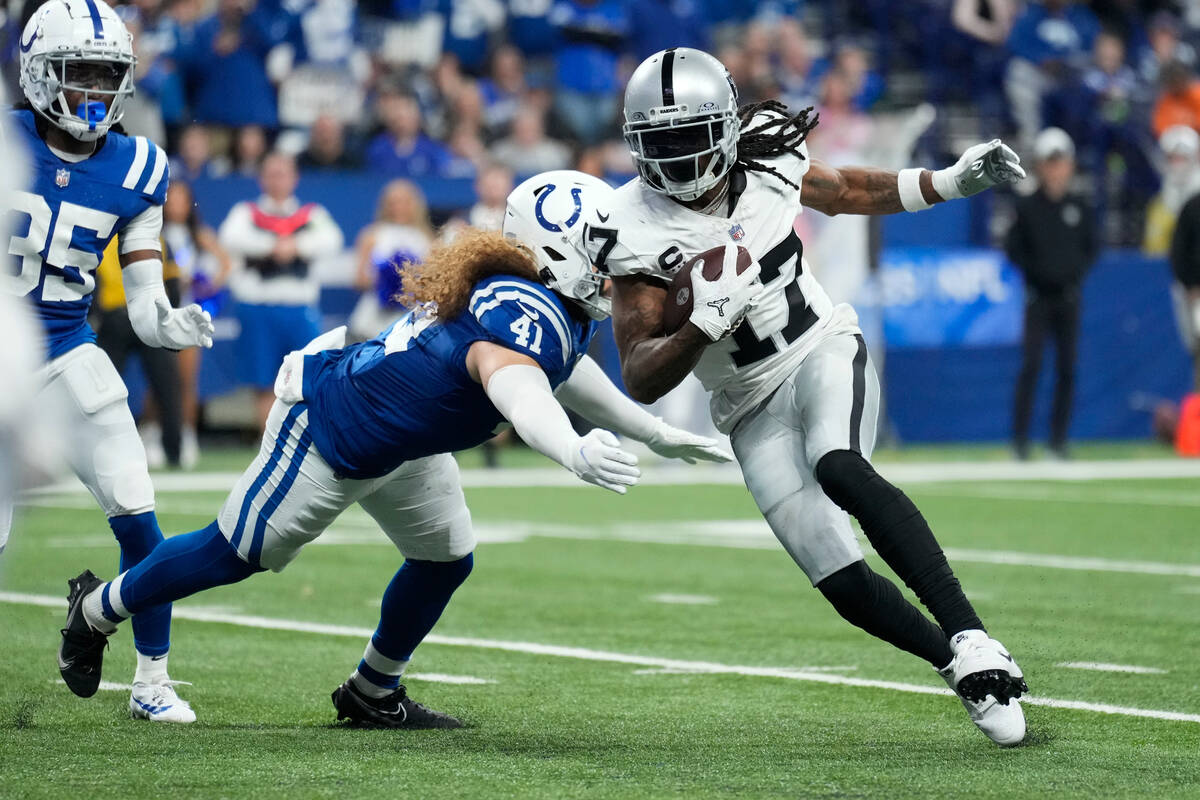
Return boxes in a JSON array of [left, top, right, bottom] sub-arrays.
[[689, 244, 764, 342], [568, 428, 641, 494], [932, 139, 1026, 201], [154, 298, 214, 349], [644, 420, 733, 464]]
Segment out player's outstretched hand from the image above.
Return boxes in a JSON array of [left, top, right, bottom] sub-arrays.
[[644, 420, 733, 464], [689, 243, 764, 342], [570, 429, 641, 494], [932, 139, 1025, 201], [155, 298, 215, 349]]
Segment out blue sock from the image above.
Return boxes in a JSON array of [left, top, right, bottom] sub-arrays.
[[109, 511, 170, 658], [114, 520, 262, 618], [351, 555, 474, 696]]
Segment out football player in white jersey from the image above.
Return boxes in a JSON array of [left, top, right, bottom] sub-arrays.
[[601, 48, 1029, 746], [5, 0, 213, 722]]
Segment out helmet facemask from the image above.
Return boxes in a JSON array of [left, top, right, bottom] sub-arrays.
[[624, 109, 739, 202], [34, 53, 135, 141], [536, 248, 611, 321]]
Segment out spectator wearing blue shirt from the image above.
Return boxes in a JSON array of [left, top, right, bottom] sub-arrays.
[[479, 45, 528, 134], [508, 0, 561, 60], [1005, 0, 1101, 146], [629, 0, 708, 61], [805, 44, 885, 113], [550, 0, 630, 145], [439, 0, 506, 74], [366, 87, 456, 178], [176, 0, 291, 129]]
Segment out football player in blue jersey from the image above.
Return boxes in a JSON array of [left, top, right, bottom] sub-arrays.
[[5, 1, 214, 723], [56, 170, 731, 728]]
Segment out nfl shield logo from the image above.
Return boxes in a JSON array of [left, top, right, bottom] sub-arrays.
[[55, 168, 70, 188], [728, 224, 745, 241]]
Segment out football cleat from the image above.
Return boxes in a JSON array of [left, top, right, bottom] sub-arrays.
[[331, 680, 463, 729], [130, 680, 197, 724], [939, 629, 1029, 746], [58, 570, 111, 698]]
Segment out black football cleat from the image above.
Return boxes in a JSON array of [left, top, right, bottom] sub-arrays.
[[58, 570, 111, 698], [331, 680, 463, 729]]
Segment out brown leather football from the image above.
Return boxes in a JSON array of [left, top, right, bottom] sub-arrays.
[[661, 245, 754, 335]]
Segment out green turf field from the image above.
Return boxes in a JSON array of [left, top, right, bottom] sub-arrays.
[[1, 452, 1198, 798]]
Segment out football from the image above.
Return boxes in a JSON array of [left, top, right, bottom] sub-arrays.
[[661, 244, 754, 335]]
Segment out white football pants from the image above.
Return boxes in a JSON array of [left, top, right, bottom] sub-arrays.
[[731, 330, 881, 585], [16, 344, 155, 531], [218, 399, 474, 572]]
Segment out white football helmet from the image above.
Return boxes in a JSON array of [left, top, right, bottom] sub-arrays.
[[503, 170, 615, 321], [623, 47, 740, 201], [19, 0, 137, 142]]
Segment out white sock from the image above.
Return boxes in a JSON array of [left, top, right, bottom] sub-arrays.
[[134, 651, 169, 685], [349, 642, 409, 699], [81, 583, 119, 634]]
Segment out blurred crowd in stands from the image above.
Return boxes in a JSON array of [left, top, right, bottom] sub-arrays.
[[7, 0, 1200, 459], [5, 1, 1200, 243], [5, 0, 1200, 244]]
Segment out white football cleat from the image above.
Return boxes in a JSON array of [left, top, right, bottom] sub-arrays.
[[129, 680, 197, 724], [938, 629, 1028, 746]]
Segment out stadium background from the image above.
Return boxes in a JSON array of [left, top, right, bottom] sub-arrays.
[[1, 0, 1194, 444]]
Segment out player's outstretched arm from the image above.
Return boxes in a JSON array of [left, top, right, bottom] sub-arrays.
[[555, 355, 732, 464], [802, 140, 1024, 217], [468, 341, 642, 493]]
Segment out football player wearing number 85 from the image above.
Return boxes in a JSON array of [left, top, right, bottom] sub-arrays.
[[5, 0, 213, 723], [57, 170, 731, 729], [605, 48, 1030, 746]]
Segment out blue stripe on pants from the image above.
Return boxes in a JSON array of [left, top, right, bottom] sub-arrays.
[[230, 405, 304, 550], [247, 427, 314, 567]]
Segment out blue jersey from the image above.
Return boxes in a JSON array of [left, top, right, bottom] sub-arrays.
[[4, 109, 169, 360], [302, 275, 597, 480]]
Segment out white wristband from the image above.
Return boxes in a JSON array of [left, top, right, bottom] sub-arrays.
[[898, 168, 932, 212]]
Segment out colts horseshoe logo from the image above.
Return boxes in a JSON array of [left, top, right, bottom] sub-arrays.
[[533, 184, 583, 233]]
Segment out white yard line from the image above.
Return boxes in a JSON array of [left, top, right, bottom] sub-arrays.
[[647, 593, 718, 605], [914, 484, 1200, 508], [25, 517, 1200, 579], [53, 679, 132, 692], [1056, 662, 1168, 675], [18, 458, 1200, 500], [4, 591, 1197, 726], [405, 673, 496, 685]]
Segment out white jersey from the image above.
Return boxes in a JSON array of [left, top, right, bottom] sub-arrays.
[[601, 131, 860, 432]]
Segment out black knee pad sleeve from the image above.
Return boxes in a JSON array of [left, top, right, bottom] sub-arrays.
[[814, 449, 884, 514]]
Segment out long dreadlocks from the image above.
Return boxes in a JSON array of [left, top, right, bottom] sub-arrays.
[[733, 100, 819, 191]]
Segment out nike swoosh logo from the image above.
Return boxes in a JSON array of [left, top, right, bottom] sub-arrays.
[[1000, 652, 1014, 662], [58, 654, 73, 671], [597, 212, 610, 223], [151, 655, 167, 661]]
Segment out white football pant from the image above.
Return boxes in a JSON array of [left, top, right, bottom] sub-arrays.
[[731, 330, 881, 585], [218, 399, 474, 571], [8, 344, 155, 539]]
